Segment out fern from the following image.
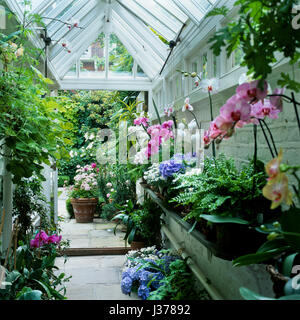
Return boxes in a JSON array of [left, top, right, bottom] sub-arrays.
[[170, 154, 277, 225]]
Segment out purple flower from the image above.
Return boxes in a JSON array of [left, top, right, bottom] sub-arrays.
[[159, 160, 185, 179], [91, 163, 97, 169], [138, 284, 150, 300], [121, 276, 133, 295], [47, 234, 62, 244]]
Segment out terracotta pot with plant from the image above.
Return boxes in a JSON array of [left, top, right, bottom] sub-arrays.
[[68, 163, 99, 223]]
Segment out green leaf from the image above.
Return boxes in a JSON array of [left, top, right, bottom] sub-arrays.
[[278, 295, 300, 300], [33, 280, 52, 299], [239, 287, 275, 300], [233, 246, 290, 267], [280, 208, 300, 251], [199, 214, 249, 225], [282, 253, 299, 277], [17, 288, 43, 300], [256, 238, 288, 253]]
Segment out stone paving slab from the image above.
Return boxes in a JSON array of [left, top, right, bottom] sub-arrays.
[[55, 255, 140, 300]]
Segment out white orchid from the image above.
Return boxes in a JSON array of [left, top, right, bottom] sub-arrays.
[[200, 78, 220, 93], [182, 97, 193, 112]]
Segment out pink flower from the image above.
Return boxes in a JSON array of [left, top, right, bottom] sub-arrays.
[[251, 100, 280, 120], [236, 80, 268, 103], [161, 120, 174, 130], [182, 97, 193, 112], [203, 130, 211, 146], [270, 88, 285, 112], [134, 117, 149, 127], [220, 95, 252, 123], [107, 193, 111, 198], [91, 163, 97, 168], [47, 234, 62, 244], [164, 106, 174, 117]]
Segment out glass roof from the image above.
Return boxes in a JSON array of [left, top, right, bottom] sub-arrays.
[[6, 0, 218, 84]]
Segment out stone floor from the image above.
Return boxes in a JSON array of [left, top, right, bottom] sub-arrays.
[[56, 189, 137, 300], [58, 188, 126, 248], [55, 255, 139, 300]]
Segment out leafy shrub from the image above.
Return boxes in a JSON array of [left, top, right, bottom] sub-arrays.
[[58, 176, 70, 188], [13, 176, 53, 242]]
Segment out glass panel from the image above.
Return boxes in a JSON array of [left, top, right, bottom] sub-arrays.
[[202, 52, 208, 79], [137, 65, 147, 77], [79, 32, 105, 78], [109, 33, 133, 77], [17, 0, 45, 11], [213, 54, 217, 77], [234, 47, 243, 67], [65, 63, 76, 77], [43, 0, 65, 15]]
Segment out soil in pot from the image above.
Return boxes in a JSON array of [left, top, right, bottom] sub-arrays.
[[71, 198, 98, 223]]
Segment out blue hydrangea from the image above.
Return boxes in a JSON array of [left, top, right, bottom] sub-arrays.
[[121, 276, 133, 295], [138, 284, 151, 300], [159, 160, 185, 179], [151, 272, 164, 289]]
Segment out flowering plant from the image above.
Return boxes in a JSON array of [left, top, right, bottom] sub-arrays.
[[121, 247, 181, 300], [30, 230, 62, 248], [68, 163, 99, 199]]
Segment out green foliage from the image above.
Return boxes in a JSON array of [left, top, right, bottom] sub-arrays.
[[112, 199, 162, 246], [58, 175, 70, 188], [0, 24, 72, 184], [147, 259, 202, 300], [13, 176, 53, 242], [66, 198, 74, 219], [170, 154, 273, 224], [207, 0, 300, 91], [205, 6, 229, 18], [0, 243, 70, 300]]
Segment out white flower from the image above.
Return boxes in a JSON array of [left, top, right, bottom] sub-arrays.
[[86, 142, 94, 150], [182, 97, 193, 112], [89, 133, 95, 140], [84, 132, 89, 141], [134, 148, 148, 164], [178, 122, 185, 130], [188, 119, 197, 130], [200, 78, 219, 92]]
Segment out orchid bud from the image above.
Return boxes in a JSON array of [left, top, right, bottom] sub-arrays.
[[191, 72, 197, 78]]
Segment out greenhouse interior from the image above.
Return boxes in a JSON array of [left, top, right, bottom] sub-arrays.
[[0, 0, 300, 304]]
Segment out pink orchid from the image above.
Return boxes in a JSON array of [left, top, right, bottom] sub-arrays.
[[236, 80, 268, 103], [47, 234, 62, 244], [270, 88, 285, 112], [161, 120, 174, 130], [182, 97, 193, 112], [203, 130, 211, 146], [210, 116, 231, 137], [164, 106, 174, 117], [220, 95, 252, 123], [134, 117, 150, 127], [251, 100, 280, 120]]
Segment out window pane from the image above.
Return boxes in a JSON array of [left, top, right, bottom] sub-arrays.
[[137, 65, 147, 77], [65, 63, 76, 77], [80, 32, 105, 78], [202, 52, 208, 79], [109, 33, 133, 77]]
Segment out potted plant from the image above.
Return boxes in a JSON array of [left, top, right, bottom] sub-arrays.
[[112, 200, 146, 249], [69, 163, 99, 223]]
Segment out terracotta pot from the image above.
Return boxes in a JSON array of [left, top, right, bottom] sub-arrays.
[[70, 198, 98, 223], [130, 241, 145, 250]]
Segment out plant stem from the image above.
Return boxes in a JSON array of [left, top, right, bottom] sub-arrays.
[[252, 124, 257, 214], [152, 99, 162, 125], [188, 110, 201, 130], [208, 91, 216, 157], [291, 92, 300, 135], [261, 119, 278, 156], [259, 120, 275, 158]]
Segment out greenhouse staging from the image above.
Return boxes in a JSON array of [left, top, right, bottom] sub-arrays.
[[0, 0, 300, 309]]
